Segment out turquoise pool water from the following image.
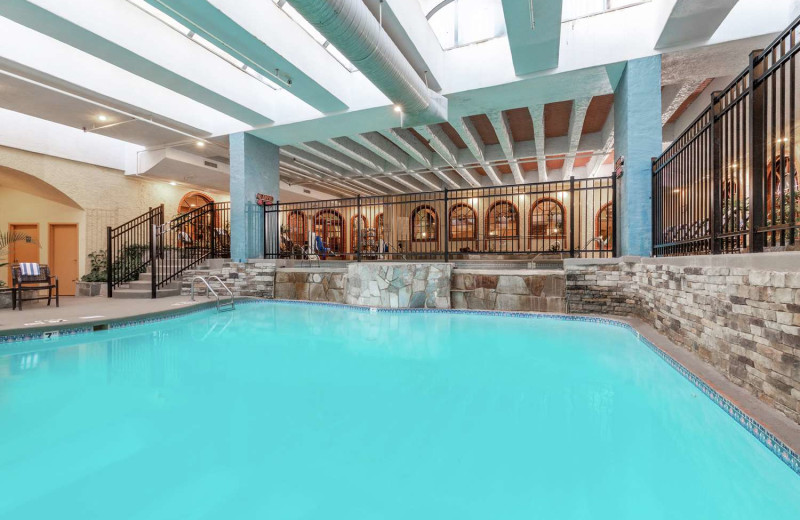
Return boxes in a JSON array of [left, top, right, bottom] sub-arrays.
[[0, 302, 798, 519]]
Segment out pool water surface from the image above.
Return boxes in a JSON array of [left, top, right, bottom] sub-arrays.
[[0, 302, 798, 519]]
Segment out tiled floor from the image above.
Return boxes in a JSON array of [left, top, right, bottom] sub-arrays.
[[0, 296, 206, 332]]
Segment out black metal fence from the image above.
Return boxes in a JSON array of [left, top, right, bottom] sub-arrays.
[[264, 177, 616, 261], [107, 202, 230, 297], [653, 15, 800, 256]]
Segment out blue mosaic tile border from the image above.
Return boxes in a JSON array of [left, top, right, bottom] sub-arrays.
[[1, 298, 798, 476], [0, 326, 94, 346]]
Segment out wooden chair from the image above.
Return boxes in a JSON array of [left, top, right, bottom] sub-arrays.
[[11, 264, 59, 310]]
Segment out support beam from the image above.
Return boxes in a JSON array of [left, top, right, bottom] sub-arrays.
[[416, 125, 482, 187], [327, 137, 385, 171], [230, 132, 279, 261], [561, 97, 592, 179], [352, 132, 409, 170], [455, 117, 503, 185], [614, 56, 661, 256], [487, 111, 525, 184], [587, 103, 614, 178], [431, 168, 462, 190], [379, 128, 433, 168], [501, 0, 563, 75], [298, 141, 370, 174], [661, 80, 706, 124], [655, 0, 740, 49], [529, 104, 548, 182], [412, 172, 442, 191]]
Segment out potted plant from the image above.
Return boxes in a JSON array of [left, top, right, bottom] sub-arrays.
[[75, 250, 108, 297], [0, 231, 40, 308]]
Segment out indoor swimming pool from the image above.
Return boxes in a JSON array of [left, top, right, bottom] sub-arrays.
[[0, 302, 798, 519]]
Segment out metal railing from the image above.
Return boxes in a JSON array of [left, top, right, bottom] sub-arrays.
[[264, 177, 616, 261], [653, 14, 800, 256], [107, 202, 230, 298]]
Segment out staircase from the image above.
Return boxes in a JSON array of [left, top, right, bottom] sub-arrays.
[[107, 203, 230, 299], [111, 267, 182, 299]]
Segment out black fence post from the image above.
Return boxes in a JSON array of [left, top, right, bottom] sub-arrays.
[[149, 216, 157, 299], [748, 49, 766, 253], [106, 226, 113, 298], [210, 203, 217, 258], [651, 159, 656, 257], [443, 187, 449, 262], [710, 91, 723, 254], [274, 201, 280, 260], [357, 194, 362, 262], [612, 174, 618, 258], [569, 176, 576, 258]]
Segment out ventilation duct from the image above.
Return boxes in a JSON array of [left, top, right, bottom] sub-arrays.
[[284, 0, 447, 126]]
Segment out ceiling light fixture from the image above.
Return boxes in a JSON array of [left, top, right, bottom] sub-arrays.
[[196, 141, 205, 148], [394, 105, 402, 113], [98, 115, 108, 122], [169, 181, 178, 186]]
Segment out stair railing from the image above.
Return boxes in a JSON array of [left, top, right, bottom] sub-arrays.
[[107, 205, 164, 298]]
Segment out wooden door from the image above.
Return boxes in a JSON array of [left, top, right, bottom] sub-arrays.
[[8, 224, 39, 282], [49, 224, 79, 296]]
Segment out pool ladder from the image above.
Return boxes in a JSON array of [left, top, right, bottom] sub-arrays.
[[190, 276, 235, 312]]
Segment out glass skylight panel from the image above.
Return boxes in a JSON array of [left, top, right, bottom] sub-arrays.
[[419, 0, 506, 50], [562, 0, 650, 21], [127, 0, 281, 89]]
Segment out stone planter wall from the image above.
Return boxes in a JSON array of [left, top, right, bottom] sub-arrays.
[[565, 254, 800, 424], [75, 282, 106, 297], [181, 261, 276, 298], [451, 270, 565, 312], [0, 291, 12, 309], [346, 263, 451, 308], [274, 269, 346, 303]]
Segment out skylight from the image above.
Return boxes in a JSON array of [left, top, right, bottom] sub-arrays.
[[419, 0, 507, 51], [562, 0, 651, 22], [127, 0, 282, 90], [272, 1, 358, 73]]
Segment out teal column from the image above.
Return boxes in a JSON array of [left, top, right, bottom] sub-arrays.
[[613, 55, 661, 256], [229, 132, 279, 262]]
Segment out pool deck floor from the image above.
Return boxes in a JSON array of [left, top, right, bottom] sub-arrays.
[[0, 297, 798, 458], [0, 296, 207, 332]]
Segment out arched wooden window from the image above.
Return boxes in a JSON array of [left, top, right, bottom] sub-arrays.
[[313, 209, 344, 253], [178, 191, 214, 215], [411, 205, 438, 242], [485, 201, 519, 240], [350, 214, 368, 252], [286, 210, 306, 245], [449, 203, 477, 240], [595, 202, 613, 249], [375, 213, 384, 243], [530, 198, 566, 250]]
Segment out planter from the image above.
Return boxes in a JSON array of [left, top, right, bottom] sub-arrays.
[[75, 281, 107, 297], [0, 290, 12, 309]]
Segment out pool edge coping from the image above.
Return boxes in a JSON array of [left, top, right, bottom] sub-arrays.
[[1, 297, 799, 477]]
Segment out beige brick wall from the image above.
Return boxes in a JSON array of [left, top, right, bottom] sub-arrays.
[[0, 145, 228, 282]]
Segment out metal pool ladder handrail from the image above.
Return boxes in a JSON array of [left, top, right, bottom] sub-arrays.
[[190, 276, 235, 312]]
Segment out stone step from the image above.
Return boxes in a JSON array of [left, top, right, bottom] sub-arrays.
[[112, 286, 181, 299]]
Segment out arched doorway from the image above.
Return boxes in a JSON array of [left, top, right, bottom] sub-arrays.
[[314, 209, 344, 253], [176, 192, 215, 243]]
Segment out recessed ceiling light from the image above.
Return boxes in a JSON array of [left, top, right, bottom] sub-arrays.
[[196, 141, 205, 148], [98, 115, 108, 122], [393, 105, 402, 113], [169, 181, 177, 186]]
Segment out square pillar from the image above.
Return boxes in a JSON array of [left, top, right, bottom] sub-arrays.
[[614, 55, 662, 256], [229, 132, 279, 262]]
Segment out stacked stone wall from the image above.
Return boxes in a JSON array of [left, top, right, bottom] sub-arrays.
[[565, 255, 800, 424], [451, 270, 565, 312]]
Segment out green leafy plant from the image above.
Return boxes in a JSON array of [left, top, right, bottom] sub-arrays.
[[80, 250, 108, 282], [110, 244, 149, 282]]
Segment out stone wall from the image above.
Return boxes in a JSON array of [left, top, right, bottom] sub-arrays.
[[274, 268, 346, 303], [346, 263, 451, 308], [565, 254, 800, 424], [181, 261, 275, 298], [452, 270, 565, 312]]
